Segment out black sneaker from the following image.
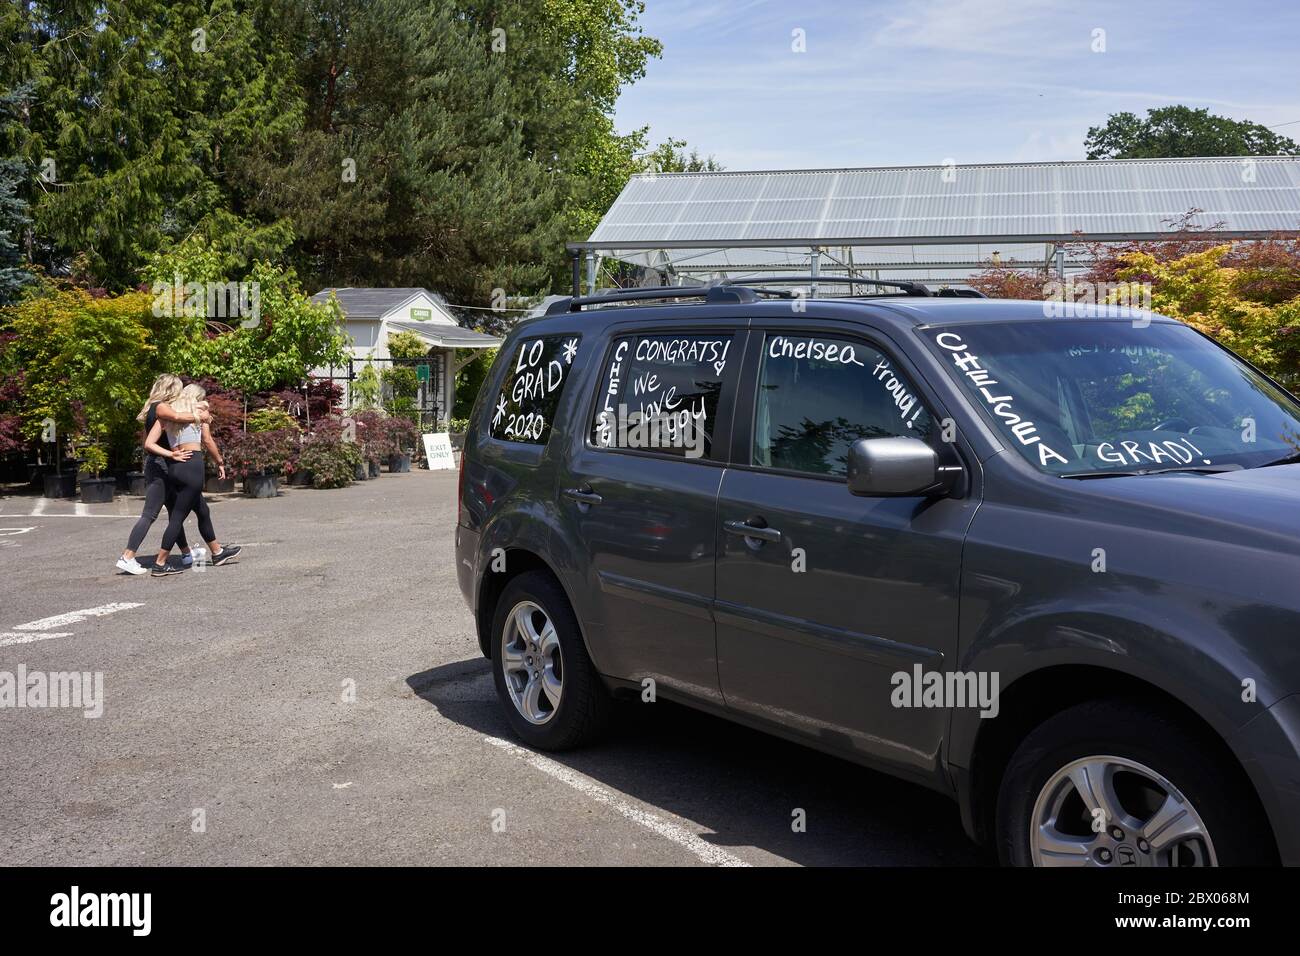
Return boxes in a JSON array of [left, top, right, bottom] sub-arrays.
[[151, 564, 184, 577], [210, 545, 242, 566]]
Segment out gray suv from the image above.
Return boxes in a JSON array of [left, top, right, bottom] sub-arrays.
[[455, 281, 1300, 866]]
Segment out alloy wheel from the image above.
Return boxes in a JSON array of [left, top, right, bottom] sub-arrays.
[[500, 600, 564, 725], [1030, 755, 1216, 867]]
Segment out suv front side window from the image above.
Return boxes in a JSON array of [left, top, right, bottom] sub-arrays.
[[752, 332, 935, 477]]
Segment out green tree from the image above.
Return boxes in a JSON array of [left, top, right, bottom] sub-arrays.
[[453, 347, 496, 419], [249, 0, 675, 308], [142, 244, 349, 394], [244, 0, 565, 305], [1085, 106, 1299, 160], [350, 356, 380, 410], [4, 0, 303, 289], [0, 85, 32, 304], [0, 285, 157, 456], [642, 138, 723, 175], [383, 329, 425, 423], [386, 330, 429, 360]]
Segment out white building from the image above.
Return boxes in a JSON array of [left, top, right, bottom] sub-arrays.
[[310, 287, 500, 422]]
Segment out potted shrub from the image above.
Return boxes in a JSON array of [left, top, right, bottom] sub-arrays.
[[385, 416, 420, 472], [299, 420, 364, 489], [78, 443, 115, 504], [203, 390, 244, 493], [355, 409, 391, 478], [443, 417, 470, 453], [226, 427, 298, 499]]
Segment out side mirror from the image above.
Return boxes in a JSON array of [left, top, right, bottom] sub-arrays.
[[846, 437, 947, 497]]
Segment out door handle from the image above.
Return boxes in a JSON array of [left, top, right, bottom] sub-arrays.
[[723, 518, 781, 544], [563, 485, 603, 509]]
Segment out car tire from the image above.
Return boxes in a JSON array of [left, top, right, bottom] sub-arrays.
[[996, 699, 1275, 867], [490, 571, 611, 751]]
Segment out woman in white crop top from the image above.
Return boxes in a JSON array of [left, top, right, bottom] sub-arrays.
[[143, 384, 242, 576]]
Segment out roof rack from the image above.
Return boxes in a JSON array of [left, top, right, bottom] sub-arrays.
[[721, 275, 933, 297], [544, 285, 757, 315], [543, 276, 985, 315]]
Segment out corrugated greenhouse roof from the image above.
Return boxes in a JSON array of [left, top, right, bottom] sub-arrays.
[[583, 156, 1300, 252]]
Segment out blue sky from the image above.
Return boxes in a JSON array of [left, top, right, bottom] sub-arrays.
[[613, 0, 1300, 170]]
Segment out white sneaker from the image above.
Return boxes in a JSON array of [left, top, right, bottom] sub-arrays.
[[116, 556, 147, 575]]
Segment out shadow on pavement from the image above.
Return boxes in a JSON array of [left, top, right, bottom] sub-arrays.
[[407, 658, 990, 866]]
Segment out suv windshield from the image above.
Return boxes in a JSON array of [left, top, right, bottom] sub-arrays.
[[925, 319, 1300, 476]]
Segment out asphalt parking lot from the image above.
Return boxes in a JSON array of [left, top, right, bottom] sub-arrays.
[[0, 470, 985, 866]]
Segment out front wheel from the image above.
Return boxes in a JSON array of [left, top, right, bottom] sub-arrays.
[[490, 571, 610, 751], [996, 699, 1275, 867]]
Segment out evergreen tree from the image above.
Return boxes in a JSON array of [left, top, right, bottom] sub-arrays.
[[0, 85, 32, 304], [245, 0, 666, 307], [2, 1, 304, 289]]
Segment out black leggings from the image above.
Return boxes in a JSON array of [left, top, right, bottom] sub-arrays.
[[126, 461, 189, 553], [160, 453, 216, 552]]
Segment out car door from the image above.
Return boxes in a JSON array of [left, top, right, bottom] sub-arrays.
[[557, 318, 747, 707], [714, 323, 978, 780]]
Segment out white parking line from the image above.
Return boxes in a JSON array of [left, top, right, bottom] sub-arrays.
[[12, 602, 145, 632], [0, 511, 131, 518], [30, 498, 46, 516], [9, 513, 132, 518], [0, 632, 74, 648], [483, 735, 750, 867]]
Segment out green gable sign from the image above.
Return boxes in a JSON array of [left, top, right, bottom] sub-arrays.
[[410, 308, 432, 321]]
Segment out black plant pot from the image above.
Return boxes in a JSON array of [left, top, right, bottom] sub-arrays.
[[43, 473, 77, 498], [368, 459, 381, 478], [79, 477, 116, 504], [244, 474, 279, 499], [288, 468, 314, 487], [353, 462, 369, 481], [126, 471, 147, 496], [388, 453, 411, 473], [205, 475, 236, 494]]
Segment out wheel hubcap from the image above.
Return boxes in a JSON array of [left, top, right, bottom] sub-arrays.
[[500, 601, 563, 725], [1030, 755, 1216, 867]]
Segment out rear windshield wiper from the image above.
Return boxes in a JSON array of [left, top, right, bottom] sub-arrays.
[[1059, 464, 1242, 479]]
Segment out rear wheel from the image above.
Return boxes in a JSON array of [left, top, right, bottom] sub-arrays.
[[491, 571, 610, 751], [996, 700, 1275, 867]]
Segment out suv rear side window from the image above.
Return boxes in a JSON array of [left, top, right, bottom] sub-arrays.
[[490, 334, 581, 443], [591, 332, 736, 460], [753, 333, 934, 477]]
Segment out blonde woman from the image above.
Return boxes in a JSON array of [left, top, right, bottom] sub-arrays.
[[143, 384, 240, 577], [117, 375, 211, 575]]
